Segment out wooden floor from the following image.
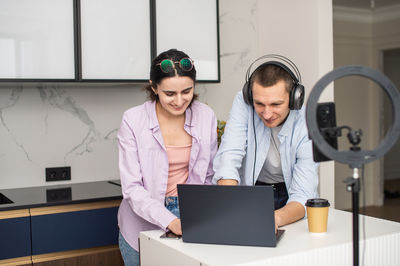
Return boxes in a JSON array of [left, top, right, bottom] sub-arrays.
[[358, 179, 400, 223]]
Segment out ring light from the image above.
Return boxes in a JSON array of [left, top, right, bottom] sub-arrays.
[[306, 65, 400, 168]]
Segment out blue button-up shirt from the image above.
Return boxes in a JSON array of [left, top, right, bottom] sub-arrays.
[[213, 92, 318, 209]]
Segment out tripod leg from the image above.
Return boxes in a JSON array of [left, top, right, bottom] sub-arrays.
[[345, 176, 360, 266], [352, 181, 360, 266]]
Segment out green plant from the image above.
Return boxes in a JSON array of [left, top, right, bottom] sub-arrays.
[[217, 120, 226, 147]]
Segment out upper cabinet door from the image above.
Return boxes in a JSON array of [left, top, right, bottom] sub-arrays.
[[155, 0, 220, 82], [0, 0, 75, 79], [80, 0, 151, 80], [0, 0, 219, 82]]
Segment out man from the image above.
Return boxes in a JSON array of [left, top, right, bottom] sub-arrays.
[[213, 57, 318, 230]]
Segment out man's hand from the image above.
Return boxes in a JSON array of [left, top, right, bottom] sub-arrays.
[[167, 218, 182, 235], [217, 179, 238, 185], [274, 201, 305, 232]]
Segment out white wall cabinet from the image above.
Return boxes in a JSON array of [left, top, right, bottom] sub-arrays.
[[0, 0, 75, 80], [156, 0, 219, 81], [0, 0, 220, 82], [80, 0, 150, 80]]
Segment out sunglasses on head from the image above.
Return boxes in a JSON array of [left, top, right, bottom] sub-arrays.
[[157, 58, 194, 73]]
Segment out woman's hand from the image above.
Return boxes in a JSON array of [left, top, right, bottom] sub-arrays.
[[167, 218, 182, 235]]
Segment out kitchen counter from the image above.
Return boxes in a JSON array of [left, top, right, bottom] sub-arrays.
[[0, 180, 123, 263], [0, 180, 122, 211]]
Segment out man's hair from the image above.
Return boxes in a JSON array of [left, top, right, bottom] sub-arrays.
[[250, 64, 294, 93]]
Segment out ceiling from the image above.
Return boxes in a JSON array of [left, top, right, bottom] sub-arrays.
[[333, 0, 400, 9]]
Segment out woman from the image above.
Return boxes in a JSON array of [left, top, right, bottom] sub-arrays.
[[117, 49, 217, 266]]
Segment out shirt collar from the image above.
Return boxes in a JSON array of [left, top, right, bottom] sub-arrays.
[[147, 101, 159, 130], [184, 104, 195, 128], [147, 100, 196, 130], [279, 109, 298, 136]]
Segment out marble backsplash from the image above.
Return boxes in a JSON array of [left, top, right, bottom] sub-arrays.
[[0, 85, 148, 188], [0, 0, 260, 189]]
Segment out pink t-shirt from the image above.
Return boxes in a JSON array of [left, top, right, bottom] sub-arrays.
[[165, 144, 192, 197]]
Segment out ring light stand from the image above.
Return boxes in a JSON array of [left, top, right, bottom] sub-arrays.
[[306, 65, 400, 266]]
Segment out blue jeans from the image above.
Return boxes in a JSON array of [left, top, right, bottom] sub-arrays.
[[165, 196, 180, 218], [274, 185, 289, 210], [119, 232, 140, 266], [119, 196, 180, 266]]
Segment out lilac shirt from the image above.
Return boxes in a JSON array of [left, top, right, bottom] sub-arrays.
[[117, 100, 217, 251]]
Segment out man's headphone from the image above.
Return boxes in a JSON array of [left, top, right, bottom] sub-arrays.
[[242, 54, 305, 110]]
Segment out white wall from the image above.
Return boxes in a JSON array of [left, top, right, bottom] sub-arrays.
[[0, 0, 334, 206], [333, 4, 400, 209], [373, 7, 400, 199]]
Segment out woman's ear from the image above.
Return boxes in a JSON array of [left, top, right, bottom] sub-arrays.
[[150, 80, 157, 95]]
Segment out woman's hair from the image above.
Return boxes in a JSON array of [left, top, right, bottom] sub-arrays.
[[144, 49, 198, 102]]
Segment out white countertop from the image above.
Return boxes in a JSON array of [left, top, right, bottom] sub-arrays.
[[140, 208, 400, 266]]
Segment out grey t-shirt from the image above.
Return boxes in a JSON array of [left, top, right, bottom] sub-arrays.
[[257, 125, 284, 184]]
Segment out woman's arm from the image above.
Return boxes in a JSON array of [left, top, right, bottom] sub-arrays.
[[118, 112, 176, 230]]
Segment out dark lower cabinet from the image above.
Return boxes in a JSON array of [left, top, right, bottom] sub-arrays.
[[31, 206, 119, 255], [0, 200, 122, 265], [0, 210, 31, 260]]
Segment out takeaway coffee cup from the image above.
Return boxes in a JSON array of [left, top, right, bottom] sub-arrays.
[[305, 198, 330, 233]]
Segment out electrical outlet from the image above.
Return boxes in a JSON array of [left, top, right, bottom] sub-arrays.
[[45, 167, 71, 182]]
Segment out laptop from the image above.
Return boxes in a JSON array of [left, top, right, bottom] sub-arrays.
[[177, 184, 284, 247]]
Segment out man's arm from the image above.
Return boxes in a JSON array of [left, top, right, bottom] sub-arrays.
[[273, 110, 318, 231], [212, 92, 251, 184], [274, 201, 305, 230]]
